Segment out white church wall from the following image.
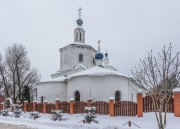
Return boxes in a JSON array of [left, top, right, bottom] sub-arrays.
[[67, 75, 131, 102], [60, 45, 74, 71], [128, 80, 146, 102], [36, 81, 67, 103], [60, 44, 96, 72]]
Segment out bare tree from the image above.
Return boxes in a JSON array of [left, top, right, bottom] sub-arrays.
[[0, 53, 12, 97], [132, 43, 179, 129], [0, 44, 40, 103]]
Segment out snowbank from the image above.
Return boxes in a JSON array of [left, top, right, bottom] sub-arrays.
[[0, 112, 179, 129]]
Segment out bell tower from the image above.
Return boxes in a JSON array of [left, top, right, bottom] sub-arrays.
[[74, 7, 85, 43], [55, 7, 97, 77]]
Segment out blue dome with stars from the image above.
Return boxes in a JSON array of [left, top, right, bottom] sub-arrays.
[[95, 52, 104, 59]]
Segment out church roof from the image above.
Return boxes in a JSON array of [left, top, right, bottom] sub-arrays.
[[59, 42, 97, 52], [36, 76, 66, 84], [37, 66, 130, 85], [68, 65, 129, 79]]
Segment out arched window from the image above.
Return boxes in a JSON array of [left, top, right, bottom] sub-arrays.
[[80, 33, 81, 41], [93, 58, 95, 65], [115, 91, 121, 102], [74, 91, 80, 101], [79, 54, 83, 62]]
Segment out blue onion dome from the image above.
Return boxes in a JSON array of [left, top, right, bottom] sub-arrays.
[[76, 19, 83, 26], [95, 52, 104, 59]]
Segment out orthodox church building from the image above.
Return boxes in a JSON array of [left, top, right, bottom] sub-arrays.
[[35, 9, 144, 103]]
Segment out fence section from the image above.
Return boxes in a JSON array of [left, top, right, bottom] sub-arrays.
[[27, 103, 33, 112], [143, 96, 174, 113], [92, 101, 109, 115], [114, 101, 137, 116], [167, 97, 174, 112], [73, 101, 87, 114], [36, 103, 43, 113], [47, 103, 55, 113], [60, 101, 70, 113]]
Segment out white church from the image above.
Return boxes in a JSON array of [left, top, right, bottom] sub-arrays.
[[35, 9, 144, 103]]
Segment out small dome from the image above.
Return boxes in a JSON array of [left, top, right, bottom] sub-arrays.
[[76, 19, 83, 26], [95, 52, 104, 59], [105, 53, 108, 58]]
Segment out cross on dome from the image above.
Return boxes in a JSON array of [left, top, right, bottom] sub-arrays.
[[97, 40, 101, 52], [78, 7, 82, 19], [76, 7, 83, 26]]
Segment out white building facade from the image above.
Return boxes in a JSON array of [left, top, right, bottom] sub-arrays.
[[36, 10, 144, 103]]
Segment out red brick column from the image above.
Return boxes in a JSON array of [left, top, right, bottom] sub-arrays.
[[55, 98, 60, 110], [173, 88, 180, 117], [24, 100, 28, 112], [109, 97, 115, 117], [137, 90, 143, 117], [1, 102, 4, 110], [43, 100, 47, 113], [87, 98, 92, 107], [33, 100, 37, 112], [70, 98, 74, 115]]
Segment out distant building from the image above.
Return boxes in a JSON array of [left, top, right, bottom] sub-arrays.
[[35, 9, 144, 103]]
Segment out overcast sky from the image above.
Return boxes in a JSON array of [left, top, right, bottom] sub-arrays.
[[0, 0, 180, 81]]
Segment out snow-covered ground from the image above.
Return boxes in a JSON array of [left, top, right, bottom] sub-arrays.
[[0, 112, 179, 129]]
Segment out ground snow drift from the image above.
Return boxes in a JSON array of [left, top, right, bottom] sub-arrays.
[[0, 112, 179, 129]]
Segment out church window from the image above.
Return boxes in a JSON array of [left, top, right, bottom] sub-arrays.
[[74, 91, 80, 101], [80, 33, 81, 41], [93, 58, 95, 65], [79, 54, 83, 62], [115, 91, 121, 102]]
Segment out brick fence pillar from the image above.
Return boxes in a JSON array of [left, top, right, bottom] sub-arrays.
[[137, 90, 143, 117], [173, 88, 180, 117], [43, 100, 47, 113], [33, 99, 37, 112], [70, 98, 74, 115], [109, 97, 115, 117], [24, 100, 28, 112], [1, 102, 4, 110], [55, 98, 60, 110], [87, 98, 92, 107]]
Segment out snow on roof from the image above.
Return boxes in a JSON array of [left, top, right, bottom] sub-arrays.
[[68, 66, 129, 79], [36, 76, 66, 85], [74, 64, 87, 70], [51, 76, 66, 81], [36, 66, 129, 85], [72, 41, 87, 45]]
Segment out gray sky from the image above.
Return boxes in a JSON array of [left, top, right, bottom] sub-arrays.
[[0, 0, 180, 81]]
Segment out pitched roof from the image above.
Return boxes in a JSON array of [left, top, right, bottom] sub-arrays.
[[68, 66, 129, 79], [36, 66, 130, 85]]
